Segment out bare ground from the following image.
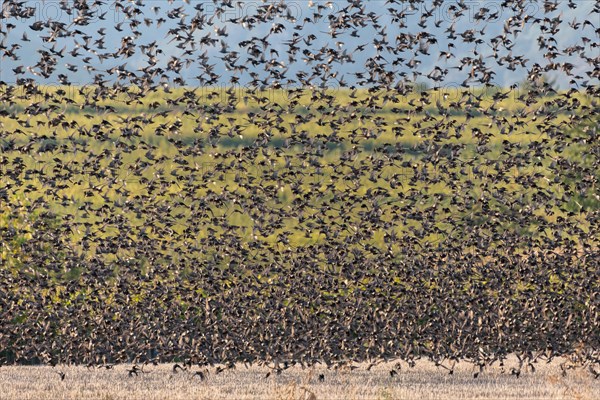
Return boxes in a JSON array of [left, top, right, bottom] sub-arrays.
[[1, 357, 598, 400]]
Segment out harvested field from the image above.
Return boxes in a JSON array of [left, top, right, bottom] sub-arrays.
[[2, 358, 599, 400]]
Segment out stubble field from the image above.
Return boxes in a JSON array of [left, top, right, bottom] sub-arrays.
[[2, 357, 599, 400]]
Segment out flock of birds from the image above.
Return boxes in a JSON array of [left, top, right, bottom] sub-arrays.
[[0, 0, 599, 382]]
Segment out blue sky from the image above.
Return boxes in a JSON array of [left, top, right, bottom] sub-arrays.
[[1, 1, 598, 89]]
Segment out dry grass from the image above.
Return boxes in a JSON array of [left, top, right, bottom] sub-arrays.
[[1, 357, 598, 400]]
